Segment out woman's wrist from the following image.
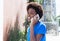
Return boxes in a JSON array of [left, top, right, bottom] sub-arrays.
[[30, 24, 34, 29]]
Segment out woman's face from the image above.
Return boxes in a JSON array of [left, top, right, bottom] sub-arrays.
[[27, 8, 36, 19]]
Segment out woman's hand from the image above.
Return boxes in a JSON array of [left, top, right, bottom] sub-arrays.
[[30, 14, 39, 26], [30, 17, 37, 41]]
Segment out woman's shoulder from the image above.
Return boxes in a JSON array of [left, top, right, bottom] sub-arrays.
[[38, 21, 46, 26], [34, 21, 47, 34], [37, 21, 46, 29]]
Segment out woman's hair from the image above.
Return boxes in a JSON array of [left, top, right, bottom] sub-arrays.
[[27, 2, 43, 19]]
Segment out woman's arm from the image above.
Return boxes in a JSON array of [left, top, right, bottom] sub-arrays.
[[30, 16, 43, 41], [36, 34, 43, 41], [30, 25, 36, 41], [30, 25, 43, 41]]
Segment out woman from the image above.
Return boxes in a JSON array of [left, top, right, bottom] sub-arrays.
[[27, 2, 46, 41]]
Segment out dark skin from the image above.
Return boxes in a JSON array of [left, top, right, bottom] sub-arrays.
[[27, 8, 43, 41]]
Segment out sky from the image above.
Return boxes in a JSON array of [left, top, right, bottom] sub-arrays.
[[56, 0, 60, 16]]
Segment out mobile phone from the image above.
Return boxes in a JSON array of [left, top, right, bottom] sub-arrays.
[[34, 14, 39, 21]]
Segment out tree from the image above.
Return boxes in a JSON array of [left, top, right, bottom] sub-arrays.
[[8, 14, 20, 41], [9, 14, 27, 41]]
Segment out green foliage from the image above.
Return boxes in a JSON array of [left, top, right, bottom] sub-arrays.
[[34, 0, 44, 5], [23, 16, 30, 37], [8, 14, 27, 41], [29, 0, 35, 2], [55, 15, 60, 20]]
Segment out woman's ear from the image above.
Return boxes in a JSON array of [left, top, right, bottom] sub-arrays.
[[36, 14, 39, 20]]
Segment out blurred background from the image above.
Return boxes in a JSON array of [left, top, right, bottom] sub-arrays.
[[3, 0, 60, 41]]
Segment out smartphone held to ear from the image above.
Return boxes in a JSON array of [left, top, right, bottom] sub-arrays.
[[34, 14, 39, 21], [31, 14, 39, 22], [28, 14, 39, 22]]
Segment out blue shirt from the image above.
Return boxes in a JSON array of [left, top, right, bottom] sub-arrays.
[[27, 21, 46, 41]]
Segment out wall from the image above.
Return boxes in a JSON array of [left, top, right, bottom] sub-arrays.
[[3, 0, 27, 41]]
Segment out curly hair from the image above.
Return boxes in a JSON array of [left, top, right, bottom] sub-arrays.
[[27, 2, 43, 19]]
